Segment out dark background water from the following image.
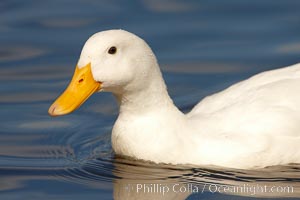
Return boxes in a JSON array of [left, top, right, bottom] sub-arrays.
[[0, 0, 300, 199]]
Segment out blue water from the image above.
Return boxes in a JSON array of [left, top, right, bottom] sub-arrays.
[[1, 0, 300, 199]]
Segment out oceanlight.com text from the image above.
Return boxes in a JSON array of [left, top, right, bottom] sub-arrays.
[[125, 183, 294, 196]]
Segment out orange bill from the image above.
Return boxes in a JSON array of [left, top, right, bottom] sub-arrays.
[[48, 63, 101, 116]]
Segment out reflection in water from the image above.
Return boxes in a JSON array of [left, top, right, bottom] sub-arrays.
[[113, 158, 191, 200], [0, 46, 46, 62], [39, 18, 94, 28], [0, 137, 299, 199], [142, 0, 196, 13], [18, 120, 70, 129], [0, 92, 59, 103], [111, 158, 300, 199], [0, 64, 72, 81], [277, 43, 300, 54]]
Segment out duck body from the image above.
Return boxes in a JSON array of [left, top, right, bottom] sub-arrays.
[[49, 30, 300, 169], [112, 62, 300, 169], [188, 64, 300, 168]]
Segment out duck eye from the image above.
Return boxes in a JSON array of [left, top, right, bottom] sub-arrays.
[[108, 46, 117, 54]]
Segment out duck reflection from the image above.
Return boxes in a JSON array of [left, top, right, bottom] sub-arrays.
[[113, 157, 191, 200], [112, 157, 300, 199]]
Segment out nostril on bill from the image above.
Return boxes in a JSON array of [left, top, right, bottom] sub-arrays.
[[78, 78, 84, 83]]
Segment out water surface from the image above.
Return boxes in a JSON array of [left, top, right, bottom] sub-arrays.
[[1, 0, 300, 199]]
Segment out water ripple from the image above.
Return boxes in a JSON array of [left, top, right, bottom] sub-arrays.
[[0, 46, 46, 62]]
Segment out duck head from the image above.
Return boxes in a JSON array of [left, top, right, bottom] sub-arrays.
[[48, 30, 160, 116]]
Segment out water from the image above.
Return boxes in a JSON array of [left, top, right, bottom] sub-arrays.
[[1, 0, 300, 199]]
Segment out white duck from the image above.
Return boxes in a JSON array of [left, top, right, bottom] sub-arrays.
[[49, 30, 300, 169]]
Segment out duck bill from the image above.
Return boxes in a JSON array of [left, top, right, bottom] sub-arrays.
[[48, 63, 101, 116]]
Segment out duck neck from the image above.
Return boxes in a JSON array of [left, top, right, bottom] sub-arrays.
[[114, 69, 180, 115]]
